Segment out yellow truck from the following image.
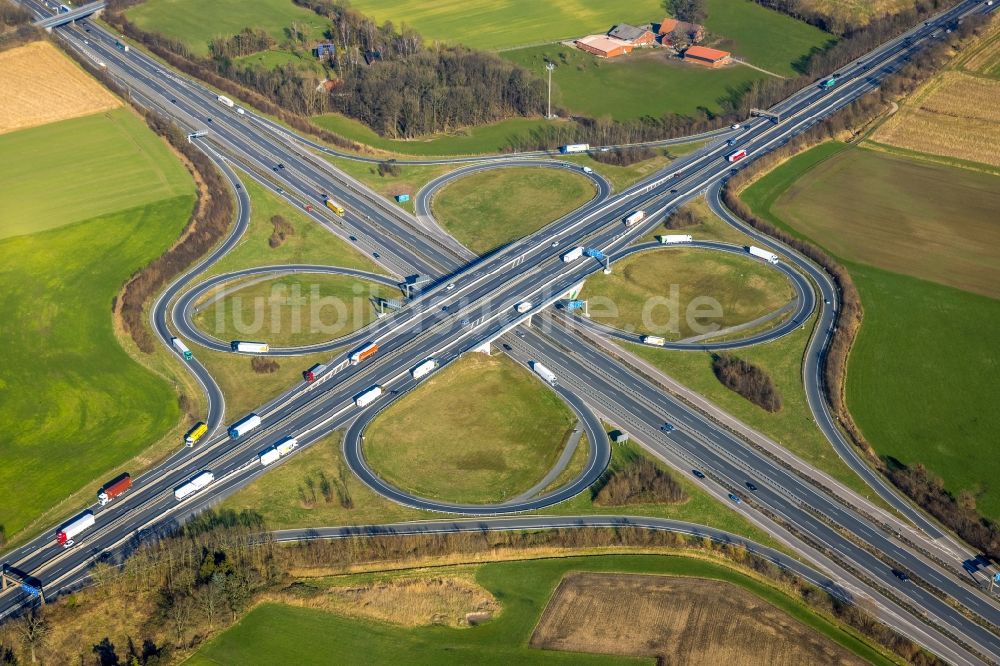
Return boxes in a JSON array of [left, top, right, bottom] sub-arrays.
[[325, 198, 345, 215], [184, 422, 208, 447]]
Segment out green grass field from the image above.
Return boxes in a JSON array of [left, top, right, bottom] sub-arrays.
[[741, 142, 1000, 518], [191, 274, 397, 347], [125, 0, 327, 57], [0, 197, 193, 537], [364, 354, 576, 504], [312, 114, 556, 157], [704, 0, 834, 75], [432, 167, 595, 254], [0, 109, 192, 240], [342, 0, 663, 51], [325, 157, 453, 213], [580, 247, 795, 340], [204, 179, 379, 277], [503, 46, 768, 121], [191, 555, 891, 665]]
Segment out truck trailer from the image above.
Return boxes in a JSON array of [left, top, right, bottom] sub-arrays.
[[350, 342, 379, 365], [727, 149, 748, 163], [561, 246, 584, 262], [303, 363, 327, 382], [623, 210, 646, 227], [746, 246, 780, 264], [98, 474, 132, 506], [185, 421, 208, 446], [641, 335, 666, 346], [171, 336, 193, 360], [515, 301, 533, 314], [217, 95, 235, 108], [657, 234, 693, 244], [354, 385, 383, 408], [275, 436, 299, 456], [228, 413, 262, 440], [325, 198, 345, 215], [231, 341, 270, 353], [559, 144, 590, 154], [56, 511, 95, 547], [532, 362, 557, 385], [411, 358, 439, 380], [174, 471, 214, 501], [259, 447, 280, 467]]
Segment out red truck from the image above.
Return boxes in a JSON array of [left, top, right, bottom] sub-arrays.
[[303, 363, 327, 382], [98, 474, 132, 507], [304, 203, 314, 212], [727, 149, 748, 163]]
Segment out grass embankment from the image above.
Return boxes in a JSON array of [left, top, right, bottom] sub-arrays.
[[703, 0, 835, 76], [125, 0, 327, 57], [639, 197, 753, 247], [324, 157, 453, 214], [0, 108, 193, 240], [796, 0, 913, 26], [191, 273, 398, 348], [192, 555, 891, 666], [741, 142, 1000, 518], [503, 46, 768, 121], [580, 247, 795, 340], [203, 178, 380, 276], [364, 354, 577, 504], [431, 166, 595, 254], [341, 0, 662, 52]]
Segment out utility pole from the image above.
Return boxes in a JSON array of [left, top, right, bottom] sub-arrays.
[[545, 62, 555, 119]]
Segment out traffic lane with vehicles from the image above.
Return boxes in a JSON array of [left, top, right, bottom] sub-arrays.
[[559, 239, 814, 351]]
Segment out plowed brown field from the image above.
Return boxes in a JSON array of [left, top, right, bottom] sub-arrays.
[[0, 40, 120, 134], [531, 572, 864, 665]]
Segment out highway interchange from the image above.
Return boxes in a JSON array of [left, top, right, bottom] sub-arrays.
[[5, 0, 1000, 662]]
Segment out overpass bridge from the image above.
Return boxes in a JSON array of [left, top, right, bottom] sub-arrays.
[[34, 1, 105, 29]]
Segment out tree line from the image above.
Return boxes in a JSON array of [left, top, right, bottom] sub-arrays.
[[209, 28, 275, 60], [723, 13, 999, 560], [663, 0, 707, 24], [593, 456, 688, 505], [712, 353, 783, 412]]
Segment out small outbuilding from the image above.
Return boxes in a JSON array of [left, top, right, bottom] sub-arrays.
[[657, 18, 705, 46], [684, 45, 733, 68], [607, 24, 656, 46], [575, 34, 633, 59]]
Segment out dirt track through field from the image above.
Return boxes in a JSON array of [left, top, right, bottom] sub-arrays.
[[0, 40, 120, 134], [531, 572, 864, 665]]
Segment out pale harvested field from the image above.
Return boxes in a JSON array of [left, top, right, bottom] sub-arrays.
[[0, 41, 120, 134], [267, 576, 500, 628], [956, 18, 1000, 76], [872, 71, 1000, 167], [531, 572, 864, 665], [799, 0, 912, 26]]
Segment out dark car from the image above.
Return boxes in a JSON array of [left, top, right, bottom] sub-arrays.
[[692, 469, 706, 479], [349, 235, 357, 242], [502, 343, 512, 351], [728, 493, 742, 504], [891, 569, 911, 582], [660, 423, 674, 433], [745, 481, 758, 492], [277, 163, 285, 169], [170, 98, 177, 104], [372, 252, 381, 259], [206, 117, 213, 123]]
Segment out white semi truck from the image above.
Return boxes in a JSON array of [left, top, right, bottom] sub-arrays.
[[411, 358, 439, 380], [231, 341, 270, 353], [561, 246, 584, 262], [641, 335, 666, 346], [532, 362, 557, 385], [657, 234, 693, 244], [174, 471, 214, 501], [217, 95, 235, 108], [228, 413, 262, 440], [623, 210, 646, 227], [354, 385, 383, 408], [275, 436, 298, 456], [746, 246, 780, 264], [56, 511, 95, 547], [259, 447, 280, 467]]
